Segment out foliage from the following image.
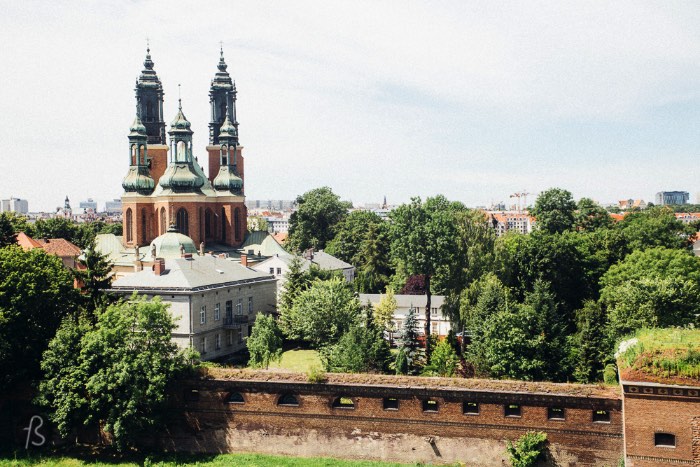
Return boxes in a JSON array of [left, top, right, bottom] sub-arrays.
[[247, 215, 269, 232], [287, 187, 351, 252], [617, 328, 700, 381], [321, 319, 391, 373], [618, 206, 694, 253], [326, 210, 384, 265], [530, 187, 576, 234], [571, 301, 611, 383], [399, 274, 427, 295], [73, 242, 115, 322], [0, 246, 78, 390], [603, 364, 618, 385], [0, 213, 18, 247], [247, 314, 283, 369], [279, 256, 310, 321], [422, 339, 458, 377], [506, 431, 548, 467], [391, 196, 465, 358], [575, 197, 613, 231], [373, 287, 398, 332], [306, 365, 327, 383], [280, 277, 361, 347], [394, 306, 423, 375], [600, 248, 700, 341], [38, 295, 189, 451], [354, 221, 393, 293]]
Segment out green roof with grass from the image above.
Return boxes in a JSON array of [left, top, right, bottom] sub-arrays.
[[617, 328, 700, 386]]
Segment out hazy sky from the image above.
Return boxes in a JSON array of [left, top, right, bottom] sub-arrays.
[[2, 1, 699, 212]]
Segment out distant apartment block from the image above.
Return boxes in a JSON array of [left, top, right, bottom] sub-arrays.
[[656, 191, 689, 206], [0, 197, 28, 214], [104, 199, 122, 214], [487, 211, 535, 236], [79, 198, 98, 212], [245, 199, 295, 211]]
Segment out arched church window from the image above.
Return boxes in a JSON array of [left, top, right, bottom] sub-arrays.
[[126, 208, 133, 243], [221, 207, 227, 242], [221, 146, 228, 166], [159, 208, 166, 235], [234, 208, 241, 243], [177, 141, 186, 162], [139, 145, 146, 165], [131, 144, 136, 166], [176, 208, 189, 236], [205, 209, 212, 238], [141, 209, 147, 245]]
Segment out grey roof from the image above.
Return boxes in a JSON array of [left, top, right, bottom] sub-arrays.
[[111, 255, 274, 291], [241, 231, 288, 257], [255, 251, 353, 273], [359, 293, 446, 309]]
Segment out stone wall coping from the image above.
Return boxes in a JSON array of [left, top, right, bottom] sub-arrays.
[[621, 379, 700, 390]]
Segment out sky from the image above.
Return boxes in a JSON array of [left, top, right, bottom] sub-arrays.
[[1, 1, 699, 212]]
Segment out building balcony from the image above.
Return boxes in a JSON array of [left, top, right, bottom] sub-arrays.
[[223, 315, 249, 329]]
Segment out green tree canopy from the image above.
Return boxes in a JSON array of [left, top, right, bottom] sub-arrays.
[[395, 305, 423, 375], [325, 210, 385, 264], [618, 206, 694, 253], [73, 242, 115, 322], [574, 198, 613, 232], [280, 277, 361, 347], [372, 287, 398, 332], [530, 188, 577, 234], [287, 187, 351, 252], [422, 338, 458, 377], [38, 295, 189, 450], [0, 246, 78, 390], [247, 313, 283, 369], [321, 318, 391, 373]]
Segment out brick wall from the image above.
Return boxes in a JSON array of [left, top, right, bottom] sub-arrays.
[[622, 382, 700, 466], [159, 376, 623, 466]]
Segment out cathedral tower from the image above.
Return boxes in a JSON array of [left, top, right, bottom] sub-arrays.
[[135, 46, 166, 144]]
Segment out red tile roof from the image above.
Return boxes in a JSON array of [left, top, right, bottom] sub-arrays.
[[36, 238, 81, 258]]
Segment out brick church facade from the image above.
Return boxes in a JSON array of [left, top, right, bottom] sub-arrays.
[[121, 47, 247, 249]]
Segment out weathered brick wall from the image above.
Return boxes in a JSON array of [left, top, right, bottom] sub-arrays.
[[160, 377, 623, 466], [622, 383, 700, 466]]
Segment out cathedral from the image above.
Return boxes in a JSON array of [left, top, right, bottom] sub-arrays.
[[121, 46, 247, 249]]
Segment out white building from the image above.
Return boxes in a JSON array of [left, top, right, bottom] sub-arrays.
[[359, 293, 449, 338], [1, 197, 28, 214], [109, 230, 277, 361]]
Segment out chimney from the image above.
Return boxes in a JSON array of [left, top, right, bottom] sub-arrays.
[[153, 258, 166, 276], [241, 254, 248, 267]]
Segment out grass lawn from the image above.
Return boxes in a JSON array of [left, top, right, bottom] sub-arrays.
[[266, 349, 322, 373], [0, 451, 432, 467], [618, 328, 700, 382]]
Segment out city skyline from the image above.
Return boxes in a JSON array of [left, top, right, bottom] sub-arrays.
[[2, 1, 699, 212]]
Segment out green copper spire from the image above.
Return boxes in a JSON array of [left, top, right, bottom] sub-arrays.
[[213, 100, 243, 194], [122, 107, 155, 195]]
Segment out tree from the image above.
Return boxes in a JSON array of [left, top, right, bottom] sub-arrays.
[[321, 319, 391, 373], [31, 217, 79, 243], [619, 206, 694, 253], [571, 301, 611, 383], [395, 306, 422, 375], [281, 277, 361, 347], [390, 196, 464, 359], [279, 256, 309, 318], [600, 247, 700, 341], [0, 246, 78, 390], [530, 188, 576, 234], [287, 187, 351, 252], [247, 216, 269, 232], [422, 339, 458, 377], [247, 313, 283, 369], [373, 287, 398, 332], [354, 222, 392, 293], [575, 198, 613, 232], [325, 210, 385, 264], [73, 242, 114, 322], [38, 295, 188, 450], [0, 213, 18, 247]]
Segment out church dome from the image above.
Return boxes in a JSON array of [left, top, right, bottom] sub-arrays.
[[129, 116, 147, 136], [122, 167, 155, 194], [170, 105, 192, 133], [212, 166, 243, 193], [158, 164, 206, 192], [150, 225, 198, 259]]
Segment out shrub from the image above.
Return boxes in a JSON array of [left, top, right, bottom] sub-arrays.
[[506, 431, 548, 467], [603, 364, 618, 385], [306, 365, 326, 383]]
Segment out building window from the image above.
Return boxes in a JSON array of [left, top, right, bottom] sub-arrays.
[[422, 399, 439, 412], [655, 433, 676, 448], [215, 333, 220, 350], [383, 397, 399, 410], [431, 307, 438, 317], [463, 402, 479, 415], [227, 330, 233, 346], [176, 208, 189, 236], [269, 267, 274, 274], [234, 208, 241, 242], [277, 267, 282, 275], [248, 297, 253, 313], [125, 208, 133, 243], [505, 404, 521, 417], [332, 397, 355, 409], [237, 328, 243, 344], [200, 306, 206, 325], [431, 322, 439, 335], [226, 392, 244, 404], [592, 409, 610, 423], [226, 300, 233, 319], [214, 303, 220, 321], [221, 207, 227, 242], [200, 337, 206, 354], [236, 298, 242, 315], [278, 394, 299, 406], [548, 407, 565, 420]]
